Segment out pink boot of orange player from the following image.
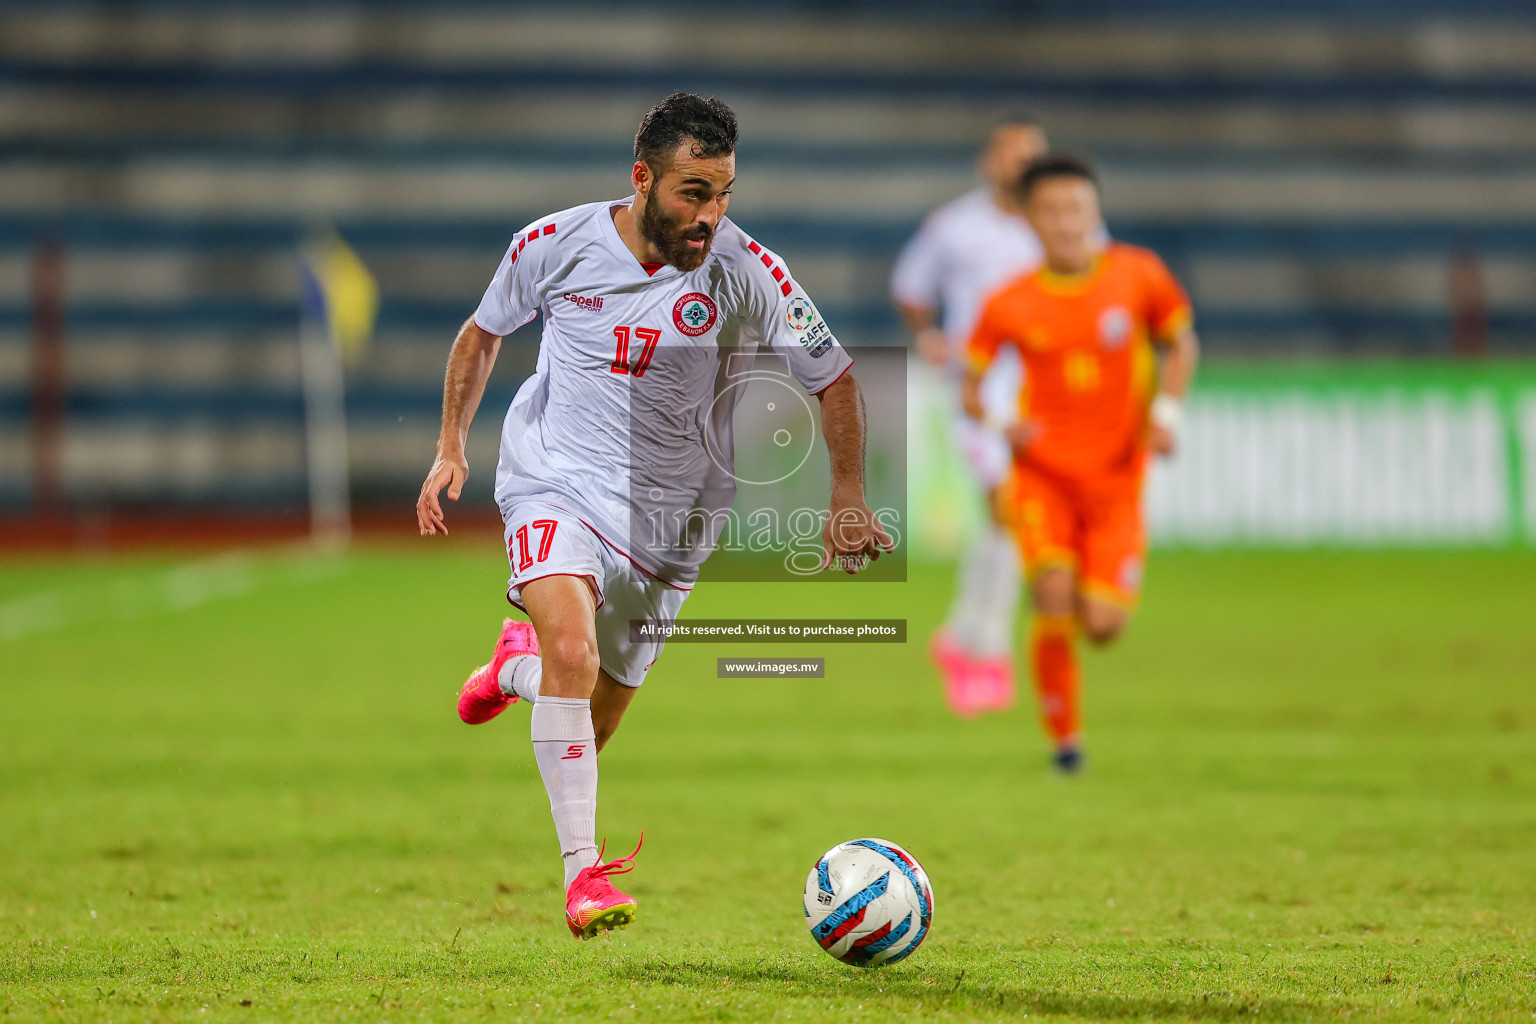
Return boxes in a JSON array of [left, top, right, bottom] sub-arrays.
[[930, 628, 981, 718], [457, 619, 540, 724]]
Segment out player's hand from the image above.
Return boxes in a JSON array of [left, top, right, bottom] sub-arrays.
[[914, 327, 951, 367], [417, 449, 468, 536], [820, 491, 896, 575], [1149, 424, 1176, 457], [1002, 420, 1040, 458]]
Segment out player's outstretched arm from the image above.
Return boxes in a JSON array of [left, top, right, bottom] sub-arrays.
[[895, 302, 950, 367], [959, 367, 985, 422], [417, 318, 502, 536], [816, 373, 895, 574], [1149, 326, 1200, 457], [961, 364, 1037, 457]]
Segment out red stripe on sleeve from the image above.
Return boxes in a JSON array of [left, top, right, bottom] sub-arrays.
[[810, 361, 854, 396], [780, 281, 793, 296], [543, 224, 556, 236]]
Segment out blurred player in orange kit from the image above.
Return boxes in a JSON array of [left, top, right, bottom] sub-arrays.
[[963, 153, 1199, 773]]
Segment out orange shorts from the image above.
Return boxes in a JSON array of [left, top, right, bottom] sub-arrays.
[[1000, 461, 1147, 609]]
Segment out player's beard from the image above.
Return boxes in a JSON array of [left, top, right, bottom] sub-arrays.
[[639, 197, 713, 272]]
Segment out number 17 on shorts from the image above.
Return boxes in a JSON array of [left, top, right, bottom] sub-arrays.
[[512, 518, 558, 573], [501, 503, 608, 610]]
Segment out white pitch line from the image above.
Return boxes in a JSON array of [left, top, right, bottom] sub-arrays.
[[0, 588, 69, 644], [0, 547, 347, 644]]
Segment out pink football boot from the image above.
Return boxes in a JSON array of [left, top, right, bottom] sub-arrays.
[[930, 628, 981, 718], [457, 619, 540, 724], [565, 835, 643, 940], [972, 654, 1018, 712]]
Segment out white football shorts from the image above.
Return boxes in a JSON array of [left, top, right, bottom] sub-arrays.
[[501, 500, 690, 688]]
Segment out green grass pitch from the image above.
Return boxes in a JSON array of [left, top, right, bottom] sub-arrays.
[[2, 543, 1534, 1022]]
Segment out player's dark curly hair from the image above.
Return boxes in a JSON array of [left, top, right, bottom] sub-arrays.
[[1017, 151, 1098, 200], [634, 92, 739, 174]]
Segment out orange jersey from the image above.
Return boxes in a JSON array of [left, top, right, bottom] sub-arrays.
[[967, 242, 1192, 480]]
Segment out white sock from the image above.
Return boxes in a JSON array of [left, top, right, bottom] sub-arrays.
[[498, 654, 542, 703], [945, 524, 1022, 657], [944, 528, 995, 652], [530, 696, 599, 889], [973, 524, 1022, 657]]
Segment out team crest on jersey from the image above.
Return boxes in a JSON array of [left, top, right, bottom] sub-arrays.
[[1098, 306, 1132, 349], [672, 293, 718, 336]]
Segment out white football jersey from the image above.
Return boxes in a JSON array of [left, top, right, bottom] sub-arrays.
[[473, 197, 853, 588], [889, 187, 1042, 359]]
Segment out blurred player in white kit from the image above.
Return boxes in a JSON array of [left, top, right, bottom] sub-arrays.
[[891, 117, 1047, 716], [416, 93, 891, 940]]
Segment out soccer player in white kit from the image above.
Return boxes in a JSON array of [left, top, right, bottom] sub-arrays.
[[890, 117, 1047, 717], [415, 93, 892, 939]]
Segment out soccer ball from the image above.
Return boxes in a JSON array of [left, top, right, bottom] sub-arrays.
[[803, 838, 934, 967]]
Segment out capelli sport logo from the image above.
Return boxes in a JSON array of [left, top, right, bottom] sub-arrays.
[[563, 292, 604, 311], [672, 293, 718, 336]]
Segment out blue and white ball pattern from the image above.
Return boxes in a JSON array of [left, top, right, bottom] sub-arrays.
[[803, 838, 934, 967]]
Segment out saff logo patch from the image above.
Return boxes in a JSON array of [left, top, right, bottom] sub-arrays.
[[1098, 306, 1132, 349], [672, 292, 718, 337], [786, 295, 833, 357], [786, 296, 817, 332]]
